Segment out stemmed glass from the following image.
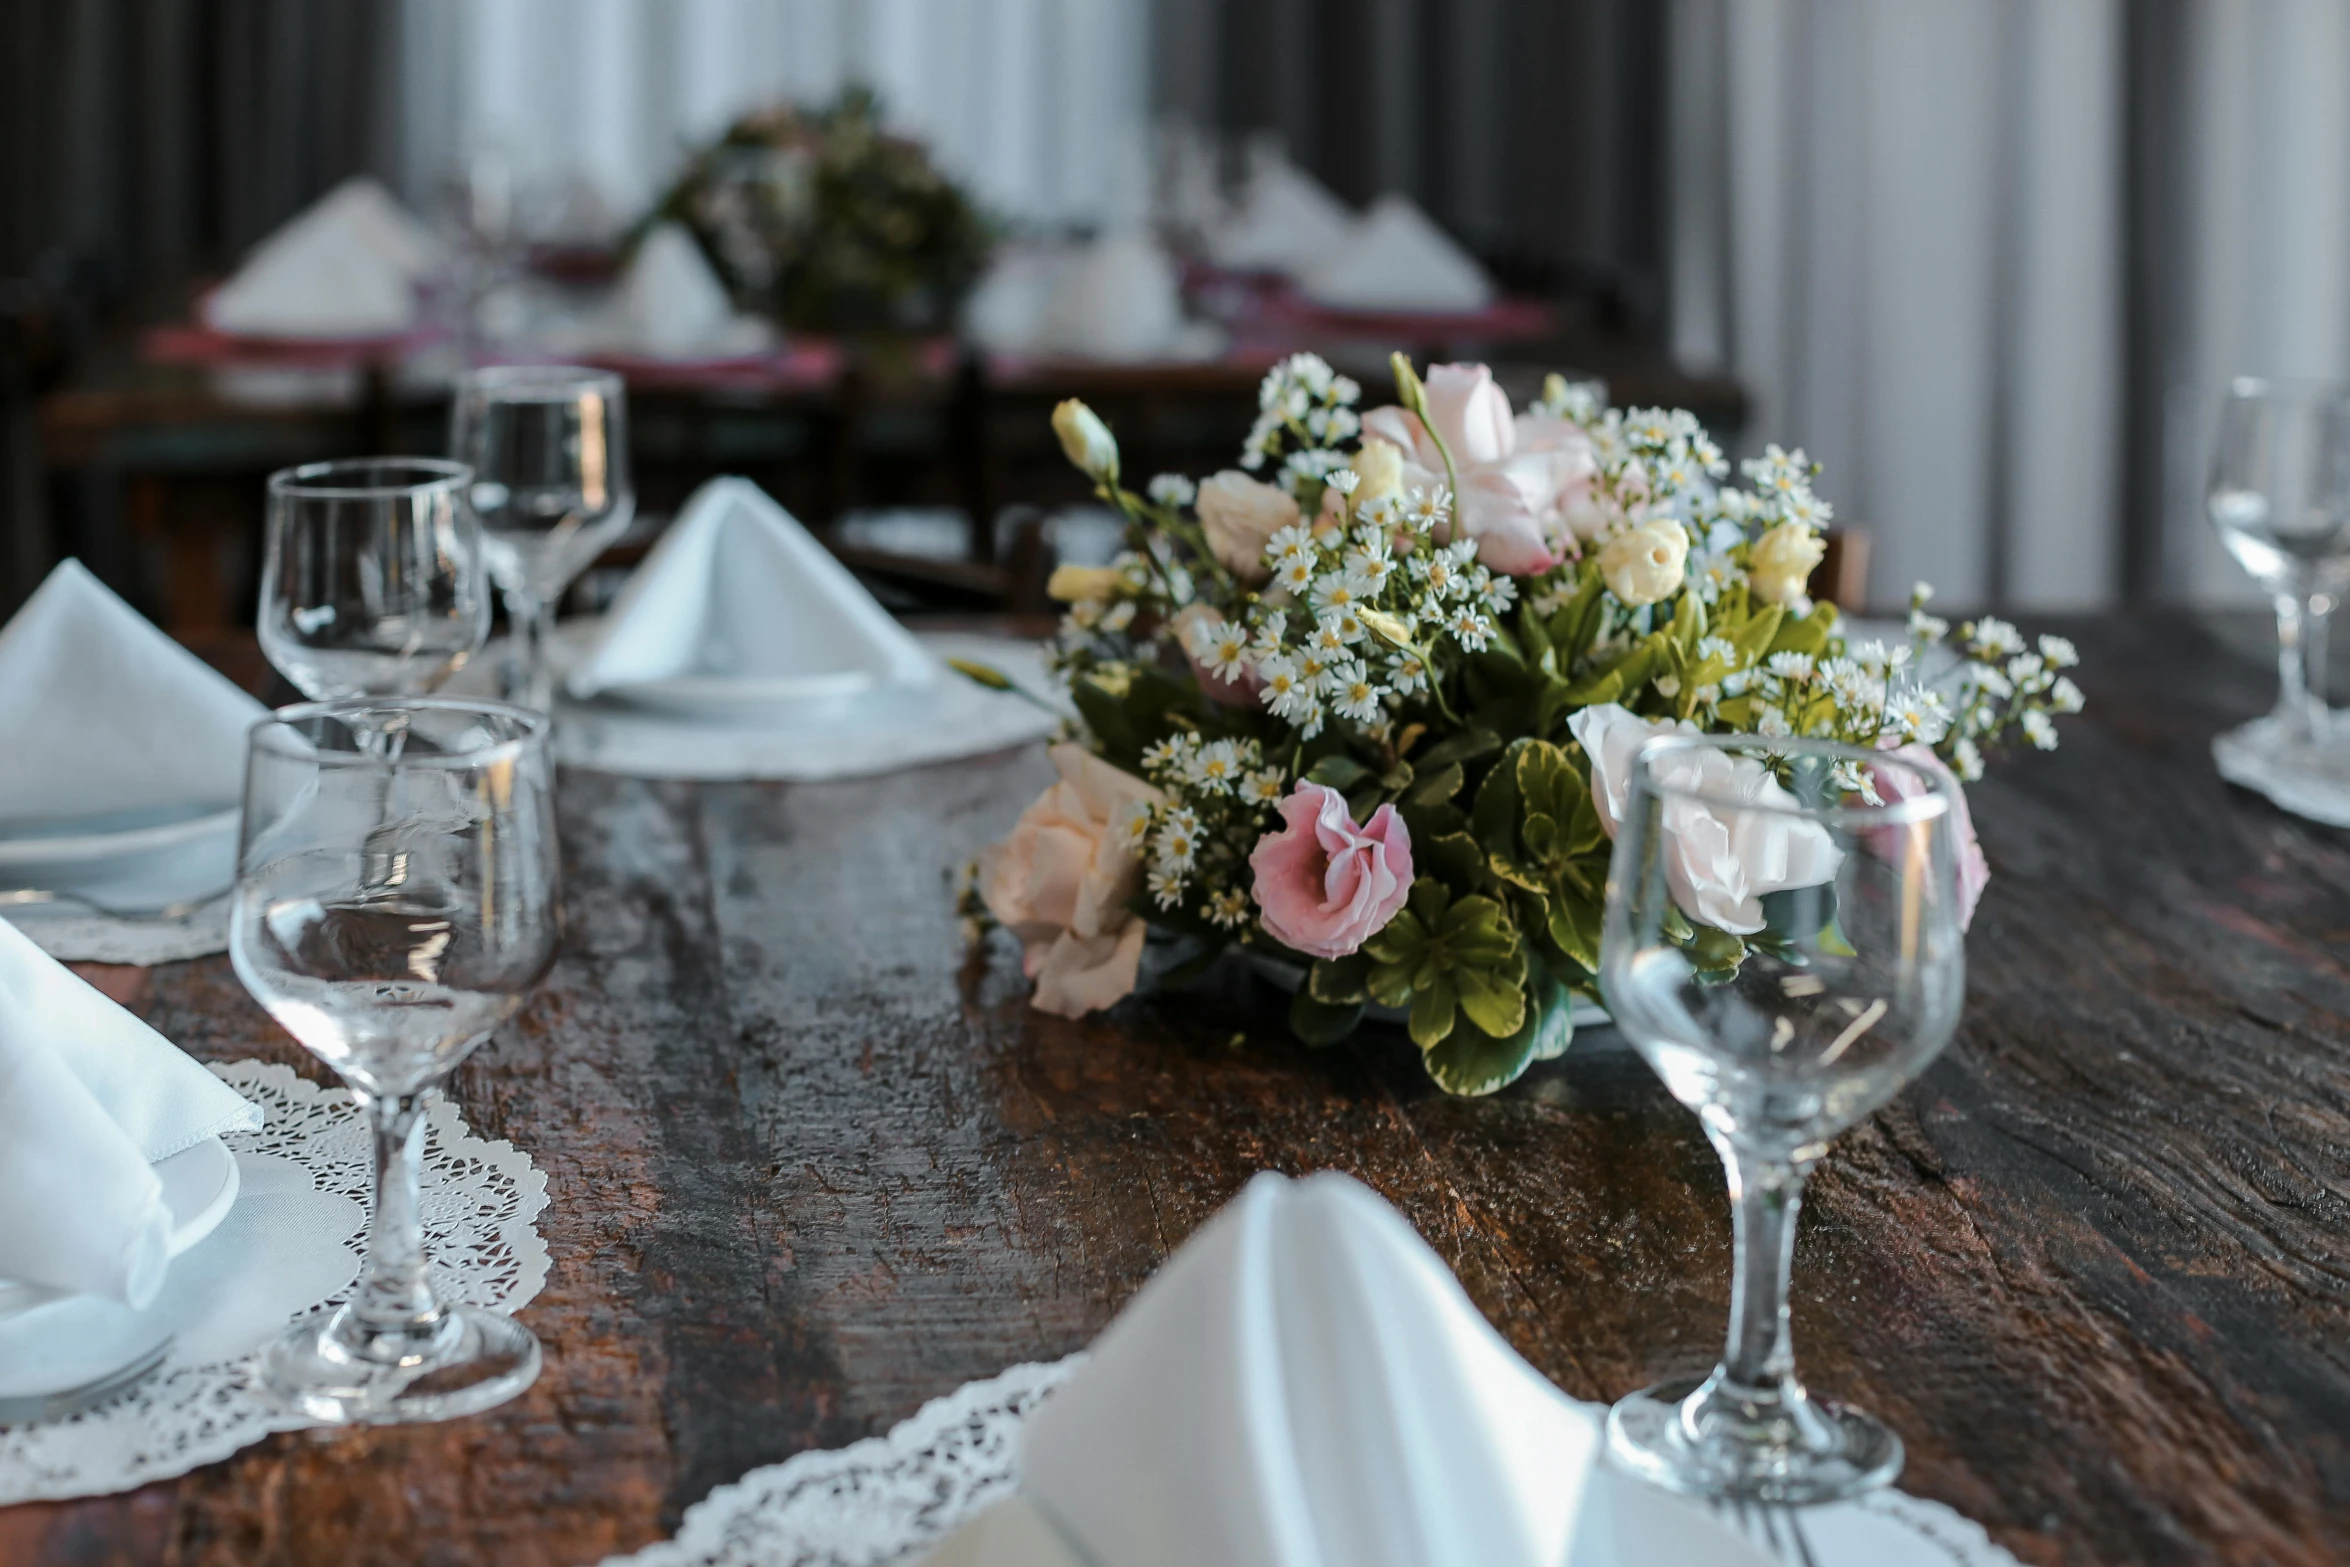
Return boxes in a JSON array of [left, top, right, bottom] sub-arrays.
[[258, 459, 492, 701], [2207, 378, 2350, 823], [1600, 735, 1966, 1504], [231, 698, 559, 1423], [449, 365, 634, 709]]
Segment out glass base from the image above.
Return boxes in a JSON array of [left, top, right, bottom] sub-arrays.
[[262, 1302, 539, 1425], [1606, 1374, 1902, 1505], [2213, 713, 2350, 827]]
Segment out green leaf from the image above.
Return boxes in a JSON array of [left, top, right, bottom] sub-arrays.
[[1406, 761, 1465, 805], [1415, 726, 1503, 772], [1307, 754, 1372, 790], [1420, 830, 1487, 888], [1456, 963, 1528, 1038], [1289, 988, 1365, 1047], [1421, 1012, 1539, 1095], [1398, 799, 1470, 845], [1758, 884, 1839, 944], [1730, 604, 1784, 666], [1309, 952, 1372, 1004], [1408, 975, 1460, 1048]]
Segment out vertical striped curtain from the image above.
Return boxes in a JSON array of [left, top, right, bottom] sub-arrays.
[[396, 0, 1152, 230]]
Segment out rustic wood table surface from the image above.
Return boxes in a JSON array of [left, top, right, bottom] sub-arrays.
[[5, 612, 2349, 1567]]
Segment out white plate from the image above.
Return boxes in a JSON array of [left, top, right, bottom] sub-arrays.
[[0, 803, 240, 874], [595, 667, 884, 719]]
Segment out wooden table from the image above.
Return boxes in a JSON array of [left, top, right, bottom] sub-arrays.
[[7, 612, 2349, 1567]]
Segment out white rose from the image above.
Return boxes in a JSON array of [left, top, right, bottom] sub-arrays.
[[1568, 703, 1842, 934], [1597, 520, 1689, 605], [1195, 470, 1300, 584], [1748, 522, 1827, 606], [1051, 399, 1119, 482]]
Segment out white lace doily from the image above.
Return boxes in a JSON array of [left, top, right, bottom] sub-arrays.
[[5, 898, 230, 965], [599, 1356, 2018, 1567], [0, 1060, 550, 1504]]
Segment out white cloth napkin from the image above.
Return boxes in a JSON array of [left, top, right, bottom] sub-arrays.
[[563, 222, 777, 361], [0, 560, 267, 826], [1303, 194, 1496, 314], [567, 477, 937, 700], [924, 1171, 1766, 1567], [1211, 152, 1358, 277], [204, 176, 439, 339], [0, 919, 260, 1307]]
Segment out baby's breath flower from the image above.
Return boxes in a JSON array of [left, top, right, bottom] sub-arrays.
[[1966, 617, 2025, 657], [1112, 797, 1156, 850], [1403, 487, 1452, 531], [1310, 573, 1362, 614], [1889, 690, 1952, 745], [1099, 600, 1136, 633], [1206, 887, 1252, 929], [1950, 737, 1984, 780], [1447, 606, 1494, 651], [1330, 662, 1384, 723], [2022, 710, 2058, 750], [2039, 634, 2080, 668], [1147, 473, 1197, 507], [2049, 675, 2085, 713], [1242, 768, 1288, 807], [1147, 867, 1189, 909], [1767, 651, 1816, 682]]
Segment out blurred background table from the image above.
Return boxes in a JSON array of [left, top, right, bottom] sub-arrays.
[[2, 610, 2346, 1567]]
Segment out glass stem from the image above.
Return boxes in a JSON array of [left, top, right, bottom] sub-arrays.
[[345, 1090, 446, 1361], [1719, 1141, 1807, 1397], [504, 587, 557, 711], [2274, 592, 2322, 741]]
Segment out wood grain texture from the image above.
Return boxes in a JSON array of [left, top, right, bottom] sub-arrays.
[[7, 613, 2350, 1566]]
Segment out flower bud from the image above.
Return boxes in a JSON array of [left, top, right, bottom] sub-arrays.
[[1347, 437, 1406, 511], [1597, 521, 1689, 606], [1051, 399, 1119, 482], [1748, 521, 1827, 606], [1047, 564, 1123, 603]]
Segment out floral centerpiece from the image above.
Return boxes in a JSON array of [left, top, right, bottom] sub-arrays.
[[961, 354, 2083, 1094], [646, 85, 990, 335]]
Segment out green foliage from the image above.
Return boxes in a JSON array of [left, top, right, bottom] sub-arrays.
[[1363, 881, 1528, 1050]]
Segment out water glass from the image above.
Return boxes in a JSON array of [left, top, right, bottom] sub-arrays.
[[2207, 378, 2350, 822], [259, 459, 491, 701], [1599, 735, 1967, 1505], [449, 365, 634, 708], [232, 698, 559, 1423]]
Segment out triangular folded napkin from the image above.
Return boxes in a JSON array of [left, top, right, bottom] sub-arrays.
[[0, 561, 267, 826], [567, 477, 937, 701], [0, 919, 259, 1305], [924, 1172, 1766, 1567], [1210, 152, 1358, 278], [570, 222, 777, 361], [205, 176, 440, 339], [1304, 194, 1496, 314]]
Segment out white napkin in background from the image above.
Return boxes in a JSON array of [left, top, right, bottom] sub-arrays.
[[567, 477, 937, 700], [1210, 150, 1358, 277], [566, 222, 777, 361], [1304, 193, 1496, 314], [204, 176, 441, 339], [925, 1171, 1765, 1567], [1038, 231, 1195, 361], [0, 919, 260, 1306], [0, 561, 267, 825]]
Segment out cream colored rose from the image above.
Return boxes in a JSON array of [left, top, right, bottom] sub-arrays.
[[979, 744, 1167, 1017], [1346, 437, 1406, 512], [1051, 399, 1119, 481], [1195, 470, 1300, 583], [1046, 564, 1122, 603], [1598, 520, 1688, 605], [1748, 521, 1827, 606]]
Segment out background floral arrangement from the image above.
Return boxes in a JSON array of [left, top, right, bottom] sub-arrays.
[[963, 353, 2084, 1095], [645, 85, 990, 334]]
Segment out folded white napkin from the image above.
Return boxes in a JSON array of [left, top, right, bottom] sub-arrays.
[[0, 919, 260, 1306], [0, 561, 267, 826], [205, 176, 440, 339], [1304, 194, 1496, 314], [567, 222, 777, 361], [925, 1171, 1765, 1567], [1038, 231, 1188, 360], [567, 477, 936, 702], [1211, 151, 1358, 277]]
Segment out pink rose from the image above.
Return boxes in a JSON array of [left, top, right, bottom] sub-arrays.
[[981, 744, 1167, 1016], [1361, 369, 1601, 575], [1423, 363, 1516, 465], [1249, 782, 1414, 960], [1872, 742, 1990, 931]]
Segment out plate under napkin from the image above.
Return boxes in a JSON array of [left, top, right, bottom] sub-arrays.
[[925, 1171, 1765, 1567]]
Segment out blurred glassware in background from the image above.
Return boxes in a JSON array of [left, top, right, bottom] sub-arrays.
[[259, 459, 492, 704], [1600, 735, 1967, 1506], [449, 366, 635, 710], [2206, 377, 2350, 825], [232, 698, 557, 1423]]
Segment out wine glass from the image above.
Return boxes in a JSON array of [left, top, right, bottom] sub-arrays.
[[232, 697, 559, 1423], [449, 365, 634, 709], [258, 459, 492, 700], [1599, 734, 1966, 1504], [2207, 377, 2350, 822]]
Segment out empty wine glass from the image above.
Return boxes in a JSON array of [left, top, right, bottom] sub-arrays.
[[1600, 734, 1966, 1505], [2207, 377, 2350, 823], [259, 459, 492, 700], [449, 365, 634, 709], [232, 698, 559, 1423]]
